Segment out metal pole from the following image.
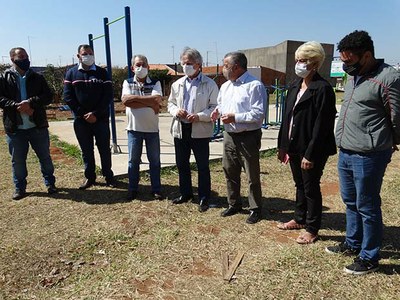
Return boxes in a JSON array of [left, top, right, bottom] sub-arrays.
[[103, 17, 120, 153], [124, 6, 133, 78], [88, 34, 94, 51]]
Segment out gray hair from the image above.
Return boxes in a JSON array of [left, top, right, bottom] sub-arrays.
[[132, 54, 149, 67], [295, 41, 325, 70], [224, 52, 247, 70], [180, 47, 203, 65]]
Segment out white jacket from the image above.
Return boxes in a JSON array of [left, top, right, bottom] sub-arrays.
[[168, 74, 218, 138]]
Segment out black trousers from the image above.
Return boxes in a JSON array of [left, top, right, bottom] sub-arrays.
[[289, 154, 328, 235], [174, 123, 211, 199]]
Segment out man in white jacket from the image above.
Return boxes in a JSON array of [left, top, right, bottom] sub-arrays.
[[168, 47, 218, 212]]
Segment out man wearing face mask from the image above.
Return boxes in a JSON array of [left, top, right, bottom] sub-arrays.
[[277, 41, 336, 243], [121, 54, 163, 201], [168, 47, 218, 212], [325, 31, 400, 275], [63, 44, 115, 190], [0, 47, 57, 200], [211, 52, 266, 224]]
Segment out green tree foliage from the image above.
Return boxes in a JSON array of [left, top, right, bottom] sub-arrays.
[[111, 67, 128, 101], [148, 69, 173, 96], [43, 64, 67, 104]]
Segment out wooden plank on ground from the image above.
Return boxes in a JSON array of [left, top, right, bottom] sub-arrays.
[[223, 251, 245, 281], [221, 252, 229, 278]]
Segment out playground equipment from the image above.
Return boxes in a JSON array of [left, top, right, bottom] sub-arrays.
[[88, 6, 133, 153]]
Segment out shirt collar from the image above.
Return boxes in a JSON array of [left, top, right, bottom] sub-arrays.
[[186, 72, 202, 83], [133, 75, 152, 84], [233, 71, 249, 84], [78, 63, 96, 71], [11, 66, 30, 78]]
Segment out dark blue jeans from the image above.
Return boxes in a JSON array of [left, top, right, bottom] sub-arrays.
[[127, 130, 161, 193], [6, 127, 55, 192], [338, 148, 392, 262], [73, 118, 113, 181], [174, 123, 211, 199]]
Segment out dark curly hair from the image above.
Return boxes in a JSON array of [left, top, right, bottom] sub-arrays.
[[337, 30, 374, 57]]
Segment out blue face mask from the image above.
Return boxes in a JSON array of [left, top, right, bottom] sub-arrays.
[[14, 58, 31, 71]]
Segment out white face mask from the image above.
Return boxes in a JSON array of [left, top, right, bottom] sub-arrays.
[[135, 66, 148, 79], [295, 62, 311, 78], [81, 55, 95, 66], [183, 64, 197, 77]]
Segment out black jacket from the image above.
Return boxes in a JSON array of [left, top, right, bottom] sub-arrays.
[[0, 68, 53, 133], [278, 73, 337, 161]]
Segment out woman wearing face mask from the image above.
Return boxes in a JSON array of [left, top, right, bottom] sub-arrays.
[[276, 41, 337, 244]]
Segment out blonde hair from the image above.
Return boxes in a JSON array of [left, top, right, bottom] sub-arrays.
[[295, 41, 325, 69]]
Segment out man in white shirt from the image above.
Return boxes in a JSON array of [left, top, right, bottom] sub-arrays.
[[211, 52, 266, 224], [121, 55, 163, 201], [168, 47, 218, 212]]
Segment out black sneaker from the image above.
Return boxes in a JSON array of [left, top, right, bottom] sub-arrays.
[[344, 257, 379, 275], [325, 242, 360, 256], [47, 185, 58, 195]]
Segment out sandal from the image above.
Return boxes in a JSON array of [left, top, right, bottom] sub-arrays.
[[296, 232, 318, 244], [277, 219, 305, 230]]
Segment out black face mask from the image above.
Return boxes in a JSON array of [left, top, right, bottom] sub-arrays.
[[342, 61, 363, 76], [14, 58, 31, 71]]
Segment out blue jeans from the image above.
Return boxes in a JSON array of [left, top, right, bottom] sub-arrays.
[[174, 123, 211, 199], [6, 127, 55, 192], [338, 148, 392, 262], [127, 130, 161, 193], [73, 118, 113, 181]]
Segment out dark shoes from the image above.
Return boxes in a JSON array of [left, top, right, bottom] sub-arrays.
[[152, 192, 164, 200], [12, 190, 26, 200], [127, 191, 137, 201], [220, 206, 242, 217], [325, 242, 360, 256], [47, 185, 58, 195], [344, 257, 379, 275], [246, 209, 261, 224], [172, 195, 193, 205], [79, 179, 96, 190], [198, 197, 209, 212], [106, 177, 117, 188]]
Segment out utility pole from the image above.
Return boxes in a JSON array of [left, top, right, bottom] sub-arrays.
[[171, 45, 175, 64], [27, 36, 33, 63]]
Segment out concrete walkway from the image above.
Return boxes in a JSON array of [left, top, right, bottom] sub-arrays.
[[48, 109, 280, 176]]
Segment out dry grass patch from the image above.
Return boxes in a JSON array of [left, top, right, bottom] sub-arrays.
[[0, 134, 400, 299]]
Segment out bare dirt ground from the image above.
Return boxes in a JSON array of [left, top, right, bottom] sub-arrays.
[[0, 128, 400, 299]]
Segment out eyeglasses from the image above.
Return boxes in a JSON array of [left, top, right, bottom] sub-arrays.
[[296, 59, 308, 64]]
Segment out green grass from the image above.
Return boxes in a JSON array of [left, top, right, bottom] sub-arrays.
[[0, 132, 400, 299]]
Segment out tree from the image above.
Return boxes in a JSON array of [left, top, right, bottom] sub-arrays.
[[111, 67, 128, 101], [43, 64, 67, 104]]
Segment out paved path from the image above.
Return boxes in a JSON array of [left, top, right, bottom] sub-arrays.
[[48, 110, 281, 176]]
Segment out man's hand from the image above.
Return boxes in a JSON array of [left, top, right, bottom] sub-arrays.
[[84, 112, 97, 124], [211, 108, 219, 122], [16, 100, 31, 113], [277, 149, 289, 164], [221, 113, 235, 124], [186, 114, 199, 123], [301, 157, 314, 170], [176, 109, 188, 119]]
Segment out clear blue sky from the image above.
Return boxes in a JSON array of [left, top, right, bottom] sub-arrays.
[[1, 0, 399, 67]]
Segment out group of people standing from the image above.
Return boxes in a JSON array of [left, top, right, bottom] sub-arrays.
[[1, 30, 399, 276]]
